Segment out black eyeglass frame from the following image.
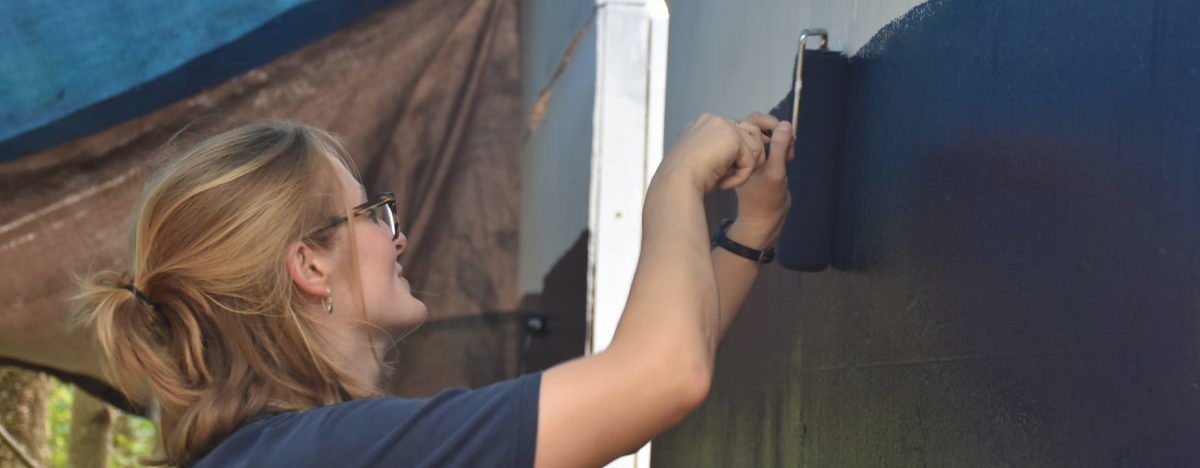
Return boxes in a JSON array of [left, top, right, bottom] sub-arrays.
[[306, 192, 398, 241]]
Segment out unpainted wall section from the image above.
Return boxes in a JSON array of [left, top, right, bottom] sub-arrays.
[[517, 0, 596, 296], [662, 0, 922, 147]]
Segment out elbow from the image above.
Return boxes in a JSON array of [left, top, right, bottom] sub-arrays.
[[608, 341, 714, 420], [652, 347, 713, 415], [677, 359, 713, 413]]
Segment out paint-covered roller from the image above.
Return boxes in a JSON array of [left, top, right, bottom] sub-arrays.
[[767, 29, 849, 272]]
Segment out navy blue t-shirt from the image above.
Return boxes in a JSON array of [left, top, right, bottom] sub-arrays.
[[193, 372, 542, 467]]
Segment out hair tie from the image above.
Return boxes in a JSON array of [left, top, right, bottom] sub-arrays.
[[120, 284, 160, 310]]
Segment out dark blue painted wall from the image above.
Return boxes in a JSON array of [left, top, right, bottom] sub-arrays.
[[656, 0, 1200, 465]]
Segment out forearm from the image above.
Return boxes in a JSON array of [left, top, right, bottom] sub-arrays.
[[534, 113, 792, 466], [710, 221, 771, 344], [536, 170, 724, 467], [609, 171, 720, 375]]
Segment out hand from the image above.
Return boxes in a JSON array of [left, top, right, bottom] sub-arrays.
[[658, 113, 769, 193], [731, 112, 794, 248]]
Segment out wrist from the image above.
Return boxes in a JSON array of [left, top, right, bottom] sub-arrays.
[[712, 219, 776, 263], [724, 219, 779, 250], [650, 166, 706, 197]]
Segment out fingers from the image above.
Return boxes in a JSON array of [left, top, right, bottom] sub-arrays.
[[743, 112, 779, 132], [671, 112, 793, 193], [725, 116, 765, 157], [738, 119, 767, 169], [765, 121, 793, 179], [743, 112, 780, 144], [736, 121, 767, 145], [718, 118, 765, 190], [715, 118, 753, 189], [735, 124, 765, 162], [719, 148, 757, 190]]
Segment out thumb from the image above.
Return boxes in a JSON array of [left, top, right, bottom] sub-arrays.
[[764, 121, 793, 179]]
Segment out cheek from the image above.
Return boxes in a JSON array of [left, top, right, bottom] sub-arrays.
[[355, 228, 394, 267], [369, 240, 397, 285]]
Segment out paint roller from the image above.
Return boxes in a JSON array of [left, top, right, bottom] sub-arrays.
[[767, 29, 850, 272]]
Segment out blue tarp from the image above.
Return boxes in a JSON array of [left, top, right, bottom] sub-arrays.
[[0, 0, 310, 142]]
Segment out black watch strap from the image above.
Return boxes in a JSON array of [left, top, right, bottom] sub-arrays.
[[711, 218, 775, 263]]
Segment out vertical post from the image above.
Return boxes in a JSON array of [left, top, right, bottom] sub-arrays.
[[587, 0, 670, 467]]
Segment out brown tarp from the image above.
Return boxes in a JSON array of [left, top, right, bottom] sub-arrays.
[[0, 0, 525, 398]]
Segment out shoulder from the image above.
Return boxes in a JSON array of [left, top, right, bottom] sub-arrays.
[[193, 372, 543, 468]]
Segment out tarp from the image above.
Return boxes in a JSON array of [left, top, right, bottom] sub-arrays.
[[0, 0, 401, 159], [0, 0, 307, 145], [0, 0, 526, 399]]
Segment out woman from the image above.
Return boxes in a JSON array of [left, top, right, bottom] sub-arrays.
[[73, 111, 794, 467]]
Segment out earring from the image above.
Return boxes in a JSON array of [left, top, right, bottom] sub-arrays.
[[323, 288, 333, 314]]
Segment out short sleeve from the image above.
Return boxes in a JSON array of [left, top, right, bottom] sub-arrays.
[[193, 372, 543, 468]]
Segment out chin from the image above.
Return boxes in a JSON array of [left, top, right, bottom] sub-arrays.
[[389, 300, 428, 334], [410, 303, 429, 327]]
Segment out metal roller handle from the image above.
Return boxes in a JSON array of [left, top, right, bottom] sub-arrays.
[[793, 28, 830, 137]]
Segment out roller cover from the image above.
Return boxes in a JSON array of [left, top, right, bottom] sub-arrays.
[[768, 49, 850, 272]]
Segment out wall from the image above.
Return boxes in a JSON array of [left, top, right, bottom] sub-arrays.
[[662, 0, 922, 146], [517, 0, 597, 296], [654, 0, 1200, 465]]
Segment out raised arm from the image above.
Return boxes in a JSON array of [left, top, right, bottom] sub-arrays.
[[711, 112, 794, 340], [535, 113, 793, 468]]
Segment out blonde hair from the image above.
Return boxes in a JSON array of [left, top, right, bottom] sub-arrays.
[[72, 121, 379, 465]]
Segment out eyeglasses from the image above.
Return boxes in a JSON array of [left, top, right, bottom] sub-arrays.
[[307, 192, 399, 240]]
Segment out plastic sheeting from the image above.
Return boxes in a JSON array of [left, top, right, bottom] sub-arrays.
[[0, 0, 528, 400], [0, 0, 307, 143]]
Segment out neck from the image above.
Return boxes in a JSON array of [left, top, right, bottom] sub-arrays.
[[320, 317, 387, 394]]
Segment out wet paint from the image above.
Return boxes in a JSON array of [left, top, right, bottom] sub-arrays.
[[656, 0, 1200, 465]]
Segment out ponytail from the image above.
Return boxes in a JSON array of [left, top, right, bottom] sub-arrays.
[[73, 270, 180, 407]]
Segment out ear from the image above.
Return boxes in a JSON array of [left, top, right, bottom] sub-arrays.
[[285, 240, 332, 298]]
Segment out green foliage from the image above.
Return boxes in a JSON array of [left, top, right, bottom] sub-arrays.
[[110, 413, 159, 468], [45, 378, 160, 468], [47, 379, 72, 468]]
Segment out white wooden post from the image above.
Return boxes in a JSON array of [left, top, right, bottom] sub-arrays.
[[587, 0, 669, 467]]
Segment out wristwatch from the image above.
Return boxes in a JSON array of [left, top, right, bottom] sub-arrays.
[[711, 218, 775, 263]]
